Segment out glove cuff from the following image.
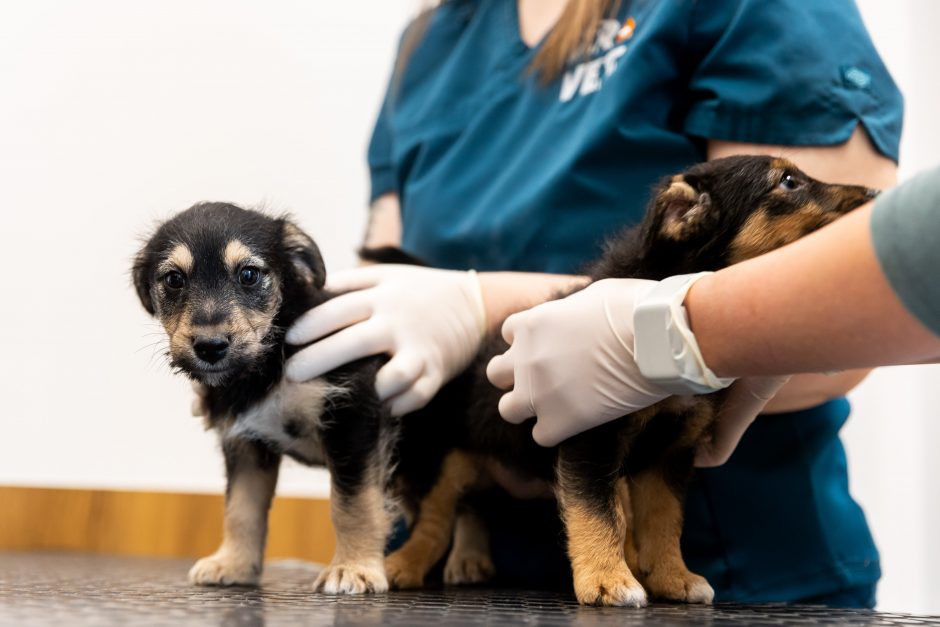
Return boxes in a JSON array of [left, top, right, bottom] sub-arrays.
[[465, 269, 487, 337]]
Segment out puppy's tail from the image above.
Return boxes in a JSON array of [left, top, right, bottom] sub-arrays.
[[358, 246, 428, 267]]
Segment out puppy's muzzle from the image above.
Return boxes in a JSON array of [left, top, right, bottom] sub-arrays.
[[193, 336, 230, 365]]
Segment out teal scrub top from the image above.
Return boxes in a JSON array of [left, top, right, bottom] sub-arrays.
[[369, 0, 903, 604]]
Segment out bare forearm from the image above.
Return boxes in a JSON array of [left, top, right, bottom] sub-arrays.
[[686, 203, 940, 378], [363, 193, 403, 249], [706, 129, 896, 407], [478, 272, 589, 333]]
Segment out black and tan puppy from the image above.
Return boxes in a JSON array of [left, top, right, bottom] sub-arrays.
[[133, 204, 395, 593], [384, 156, 878, 606]]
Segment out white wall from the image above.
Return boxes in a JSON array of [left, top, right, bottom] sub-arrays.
[[0, 0, 417, 497], [843, 0, 940, 614], [1, 0, 938, 613]]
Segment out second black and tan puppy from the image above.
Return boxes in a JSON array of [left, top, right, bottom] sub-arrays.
[[384, 155, 878, 606], [133, 205, 395, 593]]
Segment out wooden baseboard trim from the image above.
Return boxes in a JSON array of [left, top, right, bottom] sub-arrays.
[[0, 486, 335, 563]]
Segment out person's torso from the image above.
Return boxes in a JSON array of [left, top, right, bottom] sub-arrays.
[[387, 0, 702, 273]]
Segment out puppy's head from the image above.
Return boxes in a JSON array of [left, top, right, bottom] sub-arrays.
[[642, 155, 878, 273], [133, 202, 325, 386]]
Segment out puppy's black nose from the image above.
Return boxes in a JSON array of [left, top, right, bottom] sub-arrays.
[[193, 337, 229, 364]]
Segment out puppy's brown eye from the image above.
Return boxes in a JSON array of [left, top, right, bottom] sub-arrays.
[[779, 174, 802, 191], [164, 271, 185, 290], [239, 266, 261, 287]]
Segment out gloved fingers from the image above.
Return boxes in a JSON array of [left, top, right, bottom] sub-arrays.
[[324, 265, 390, 292], [500, 312, 521, 345], [694, 421, 748, 468], [485, 348, 515, 390], [497, 387, 535, 424], [285, 290, 375, 345], [375, 351, 425, 401], [694, 376, 790, 468], [737, 375, 791, 402], [495, 322, 536, 423], [531, 415, 567, 448], [492, 310, 536, 388], [388, 371, 442, 417], [285, 319, 390, 383]]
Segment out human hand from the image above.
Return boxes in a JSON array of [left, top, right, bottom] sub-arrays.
[[285, 265, 486, 416], [486, 278, 671, 447], [694, 375, 790, 467]]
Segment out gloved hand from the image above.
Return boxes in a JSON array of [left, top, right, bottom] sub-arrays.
[[487, 278, 670, 447], [693, 375, 790, 467], [487, 277, 788, 453], [285, 264, 486, 416]]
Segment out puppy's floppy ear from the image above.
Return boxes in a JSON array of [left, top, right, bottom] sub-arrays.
[[655, 176, 713, 241], [281, 220, 326, 289], [132, 248, 155, 315]]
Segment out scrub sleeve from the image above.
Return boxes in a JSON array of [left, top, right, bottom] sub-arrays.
[[871, 166, 940, 336]]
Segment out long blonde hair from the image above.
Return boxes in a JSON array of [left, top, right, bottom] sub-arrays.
[[399, 0, 620, 83], [531, 0, 619, 81]]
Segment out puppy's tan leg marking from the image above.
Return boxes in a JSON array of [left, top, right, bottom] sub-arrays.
[[314, 472, 390, 595], [189, 443, 279, 586], [631, 470, 714, 604], [615, 478, 640, 575], [443, 508, 495, 585], [386, 451, 481, 589], [556, 463, 646, 607]]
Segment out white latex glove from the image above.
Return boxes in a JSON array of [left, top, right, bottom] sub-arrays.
[[487, 279, 670, 447], [693, 375, 791, 467], [285, 264, 486, 416]]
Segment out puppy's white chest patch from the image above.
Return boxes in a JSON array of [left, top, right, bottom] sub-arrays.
[[228, 378, 342, 465]]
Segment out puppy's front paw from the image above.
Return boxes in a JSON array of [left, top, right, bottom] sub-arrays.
[[313, 560, 388, 595], [188, 552, 260, 586], [644, 568, 714, 604], [573, 563, 647, 607], [443, 548, 495, 585]]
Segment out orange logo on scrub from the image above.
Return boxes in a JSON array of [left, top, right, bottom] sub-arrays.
[[616, 17, 636, 42]]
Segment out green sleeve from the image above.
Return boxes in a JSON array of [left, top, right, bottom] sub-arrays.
[[870, 166, 940, 337]]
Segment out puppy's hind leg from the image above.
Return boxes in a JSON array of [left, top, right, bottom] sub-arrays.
[[386, 450, 482, 588], [616, 477, 640, 575], [631, 458, 714, 604], [443, 507, 495, 585], [556, 437, 646, 607], [190, 438, 280, 586]]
